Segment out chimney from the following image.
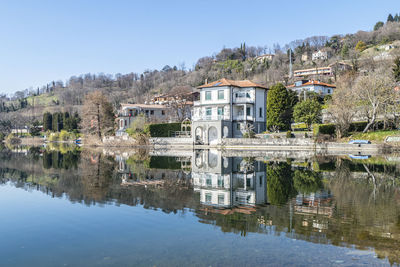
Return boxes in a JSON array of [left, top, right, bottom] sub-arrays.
[[205, 78, 208, 85]]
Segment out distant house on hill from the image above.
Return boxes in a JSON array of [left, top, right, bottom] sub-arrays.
[[287, 80, 335, 97], [312, 49, 331, 60], [255, 54, 275, 62], [294, 62, 352, 78]]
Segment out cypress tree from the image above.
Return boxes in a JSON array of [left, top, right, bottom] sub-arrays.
[[387, 14, 394, 22], [267, 83, 294, 131], [393, 57, 400, 82], [43, 112, 53, 131]]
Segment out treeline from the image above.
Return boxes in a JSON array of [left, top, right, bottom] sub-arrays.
[[43, 111, 80, 132]]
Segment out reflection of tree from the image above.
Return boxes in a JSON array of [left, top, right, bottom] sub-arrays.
[[267, 162, 296, 205], [293, 169, 323, 194]]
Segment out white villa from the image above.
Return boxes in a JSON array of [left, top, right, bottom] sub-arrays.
[[287, 80, 336, 97], [192, 150, 267, 208], [192, 78, 268, 145], [312, 50, 331, 60]]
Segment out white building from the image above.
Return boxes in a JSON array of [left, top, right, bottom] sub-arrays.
[[192, 150, 267, 208], [192, 78, 268, 144], [116, 104, 170, 136], [287, 80, 336, 97], [312, 50, 331, 60]]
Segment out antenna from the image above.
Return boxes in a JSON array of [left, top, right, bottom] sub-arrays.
[[289, 49, 293, 79]]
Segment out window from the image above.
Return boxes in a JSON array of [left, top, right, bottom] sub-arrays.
[[205, 91, 211, 100], [217, 176, 224, 187], [150, 110, 154, 115], [246, 178, 251, 187], [246, 92, 251, 98], [236, 123, 241, 130], [259, 107, 262, 118], [205, 193, 212, 203], [218, 90, 224, 100], [328, 89, 331, 94], [161, 110, 165, 115], [145, 110, 149, 115], [246, 107, 251, 116], [259, 175, 262, 186], [217, 107, 224, 115], [124, 120, 127, 126], [206, 107, 212, 116], [218, 194, 225, 205]]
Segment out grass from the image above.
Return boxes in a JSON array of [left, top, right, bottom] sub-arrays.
[[342, 130, 400, 143], [26, 93, 59, 106]]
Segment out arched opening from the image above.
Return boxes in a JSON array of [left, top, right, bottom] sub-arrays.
[[208, 126, 218, 144]]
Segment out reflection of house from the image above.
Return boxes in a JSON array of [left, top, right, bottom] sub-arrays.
[[192, 78, 268, 144], [295, 191, 333, 217], [191, 150, 267, 208], [312, 49, 331, 60], [116, 104, 170, 136], [287, 80, 335, 96]]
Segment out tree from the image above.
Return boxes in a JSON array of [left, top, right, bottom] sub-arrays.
[[327, 74, 358, 138], [81, 91, 115, 140], [293, 99, 322, 129], [355, 41, 367, 52], [354, 69, 396, 132], [393, 57, 400, 82], [341, 44, 349, 59], [43, 112, 53, 131], [267, 162, 296, 205], [267, 83, 295, 131], [293, 170, 323, 194], [52, 112, 63, 132], [373, 21, 384, 31], [387, 14, 394, 22]]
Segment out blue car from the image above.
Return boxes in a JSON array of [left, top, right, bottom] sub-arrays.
[[348, 140, 371, 144]]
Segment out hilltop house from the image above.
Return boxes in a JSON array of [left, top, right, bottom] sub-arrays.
[[192, 78, 268, 145], [312, 49, 331, 60], [255, 54, 275, 62], [287, 80, 335, 97]]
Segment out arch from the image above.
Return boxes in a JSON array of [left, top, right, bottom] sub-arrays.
[[195, 126, 204, 144]]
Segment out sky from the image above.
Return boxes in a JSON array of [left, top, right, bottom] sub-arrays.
[[0, 0, 399, 94]]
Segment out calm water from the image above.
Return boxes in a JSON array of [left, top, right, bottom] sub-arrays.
[[1, 146, 400, 266]]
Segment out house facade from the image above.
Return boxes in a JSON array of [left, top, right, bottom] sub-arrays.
[[192, 78, 268, 144], [116, 103, 170, 136], [287, 80, 335, 96], [312, 50, 331, 60], [192, 150, 267, 208]]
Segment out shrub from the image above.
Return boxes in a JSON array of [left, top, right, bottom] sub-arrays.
[[144, 123, 181, 137], [59, 130, 75, 141], [286, 130, 293, 138], [313, 124, 336, 137], [49, 132, 60, 142]]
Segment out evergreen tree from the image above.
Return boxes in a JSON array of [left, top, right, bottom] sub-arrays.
[[267, 162, 296, 205], [293, 99, 322, 129], [387, 14, 394, 22], [43, 112, 53, 131], [394, 14, 399, 22], [341, 44, 349, 59], [393, 57, 400, 82], [52, 112, 63, 132], [266, 83, 294, 132], [373, 21, 384, 31]]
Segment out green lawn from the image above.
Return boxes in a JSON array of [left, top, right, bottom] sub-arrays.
[[343, 130, 400, 143], [26, 94, 58, 106]]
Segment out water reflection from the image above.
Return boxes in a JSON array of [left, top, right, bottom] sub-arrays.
[[1, 146, 400, 265]]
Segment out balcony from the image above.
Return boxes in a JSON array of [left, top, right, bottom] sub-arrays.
[[233, 115, 254, 121], [192, 114, 230, 121]]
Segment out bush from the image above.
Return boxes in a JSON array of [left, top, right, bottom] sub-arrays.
[[313, 124, 336, 136], [348, 121, 368, 132], [144, 123, 181, 137], [59, 130, 76, 141], [48, 132, 60, 142], [286, 130, 293, 138]]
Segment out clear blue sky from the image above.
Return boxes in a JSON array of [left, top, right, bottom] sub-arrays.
[[0, 0, 398, 94]]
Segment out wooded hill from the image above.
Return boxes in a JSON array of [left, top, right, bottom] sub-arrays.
[[1, 14, 400, 130]]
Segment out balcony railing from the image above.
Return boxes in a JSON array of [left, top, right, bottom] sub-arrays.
[[192, 114, 230, 121]]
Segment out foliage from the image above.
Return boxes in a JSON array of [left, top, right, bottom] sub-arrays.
[[313, 123, 336, 136], [286, 130, 293, 138], [355, 41, 367, 52], [374, 21, 384, 31], [43, 112, 52, 131], [345, 130, 400, 143], [144, 122, 181, 137], [393, 57, 400, 82], [267, 83, 296, 132], [149, 156, 181, 169], [293, 99, 322, 129], [293, 170, 323, 194], [267, 162, 296, 205], [29, 120, 42, 136]]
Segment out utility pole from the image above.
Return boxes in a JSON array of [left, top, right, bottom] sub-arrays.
[[289, 49, 293, 79]]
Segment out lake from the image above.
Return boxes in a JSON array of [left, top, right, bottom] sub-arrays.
[[1, 146, 400, 266]]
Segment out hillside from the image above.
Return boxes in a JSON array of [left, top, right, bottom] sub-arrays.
[[1, 17, 400, 130]]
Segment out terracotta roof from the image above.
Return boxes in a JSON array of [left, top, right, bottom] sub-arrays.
[[120, 103, 167, 109], [198, 78, 268, 89], [288, 80, 336, 88]]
